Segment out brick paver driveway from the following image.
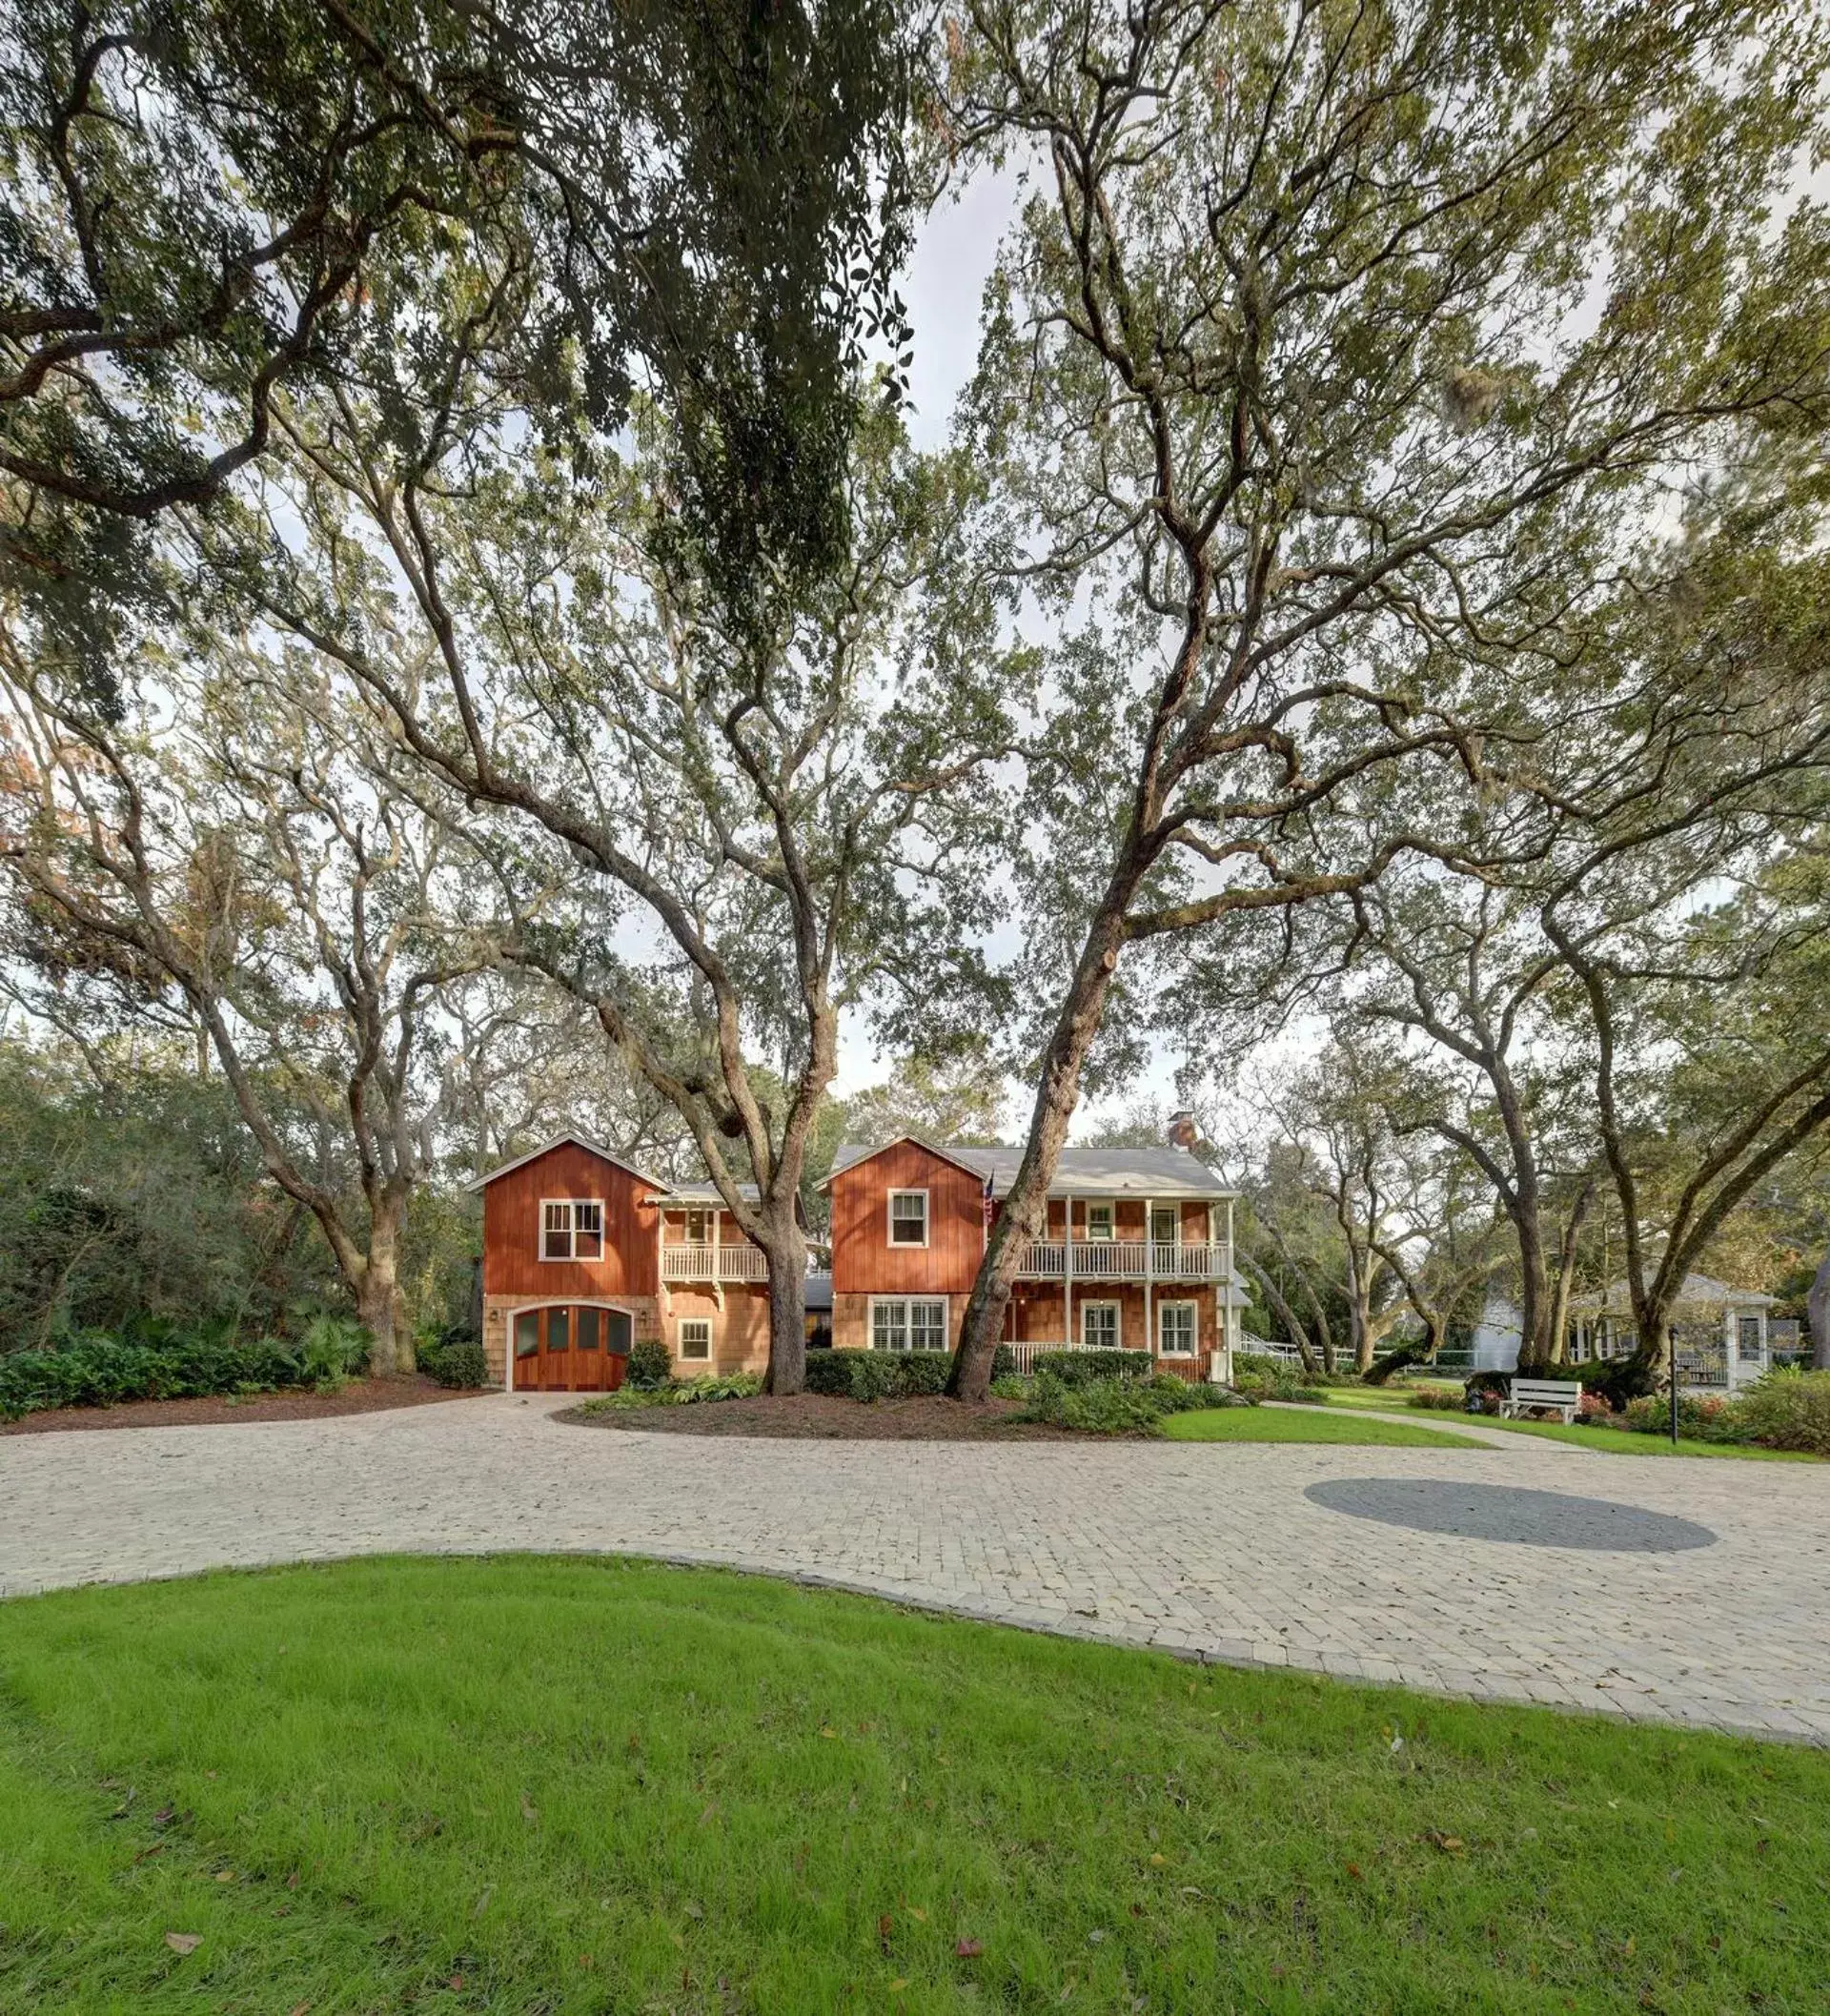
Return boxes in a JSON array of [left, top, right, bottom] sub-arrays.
[[4, 1395, 1827, 1742]]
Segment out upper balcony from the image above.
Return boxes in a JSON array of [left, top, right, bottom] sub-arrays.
[[1015, 1239, 1232, 1282], [661, 1244, 768, 1282]]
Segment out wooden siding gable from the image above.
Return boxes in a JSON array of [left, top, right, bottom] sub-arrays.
[[830, 1138, 986, 1297], [481, 1140, 660, 1300]]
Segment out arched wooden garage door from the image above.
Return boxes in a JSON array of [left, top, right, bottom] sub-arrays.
[[510, 1304, 632, 1392]]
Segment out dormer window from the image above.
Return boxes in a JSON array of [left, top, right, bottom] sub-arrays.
[[887, 1190, 928, 1247], [541, 1199, 603, 1261]]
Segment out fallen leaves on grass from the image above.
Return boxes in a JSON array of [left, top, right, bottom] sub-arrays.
[[162, 1932, 201, 1955], [955, 1939, 983, 1959]]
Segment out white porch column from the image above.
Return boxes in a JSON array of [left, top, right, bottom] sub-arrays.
[[1065, 1193, 1074, 1348], [1144, 1195, 1154, 1361]]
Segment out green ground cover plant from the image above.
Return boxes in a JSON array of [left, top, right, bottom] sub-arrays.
[[1, 1556, 1822, 2014], [577, 1373, 764, 1414], [0, 1315, 370, 1422]]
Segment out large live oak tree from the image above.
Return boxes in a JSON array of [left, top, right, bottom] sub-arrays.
[[933, 0, 1830, 1396], [0, 645, 482, 1371]]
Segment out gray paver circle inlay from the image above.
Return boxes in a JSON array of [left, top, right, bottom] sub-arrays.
[[1305, 1476, 1718, 1553]]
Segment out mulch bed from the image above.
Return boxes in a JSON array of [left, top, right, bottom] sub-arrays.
[[0, 1375, 491, 1436], [559, 1391, 1149, 1440]]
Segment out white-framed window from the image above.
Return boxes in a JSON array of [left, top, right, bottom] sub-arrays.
[[678, 1317, 713, 1363], [887, 1190, 929, 1247], [1737, 1314, 1763, 1360], [1159, 1301, 1197, 1356], [683, 1208, 712, 1248], [870, 1296, 948, 1352], [1082, 1301, 1121, 1350], [1150, 1204, 1180, 1246], [540, 1198, 603, 1261], [1085, 1202, 1114, 1242]]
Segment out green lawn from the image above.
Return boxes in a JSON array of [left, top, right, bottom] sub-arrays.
[[1164, 1406, 1475, 1448], [1461, 1416, 1820, 1462], [4, 1558, 1824, 2014], [1314, 1383, 1466, 1411]]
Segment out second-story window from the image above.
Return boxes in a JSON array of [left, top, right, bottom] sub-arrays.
[[1086, 1202, 1114, 1242], [887, 1190, 928, 1247], [541, 1199, 603, 1261], [684, 1209, 712, 1248]]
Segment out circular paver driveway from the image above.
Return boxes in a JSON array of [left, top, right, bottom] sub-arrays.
[[3, 1395, 1828, 1742]]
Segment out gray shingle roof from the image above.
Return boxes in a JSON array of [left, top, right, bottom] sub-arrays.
[[827, 1138, 1234, 1199]]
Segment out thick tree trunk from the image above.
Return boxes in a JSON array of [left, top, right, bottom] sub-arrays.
[[759, 1212, 809, 1395], [1809, 1244, 1830, 1370], [951, 907, 1129, 1401], [355, 1221, 413, 1375]]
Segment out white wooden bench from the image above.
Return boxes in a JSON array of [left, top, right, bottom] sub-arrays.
[[1501, 1376, 1583, 1424]]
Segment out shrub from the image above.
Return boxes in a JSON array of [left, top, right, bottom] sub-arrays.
[[1029, 1349, 1153, 1387], [669, 1373, 762, 1404], [420, 1336, 489, 1389], [1408, 1385, 1473, 1412], [1618, 1392, 1756, 1445], [298, 1313, 370, 1389], [991, 1344, 1018, 1381], [894, 1351, 951, 1396], [988, 1375, 1027, 1400], [801, 1351, 952, 1401], [624, 1339, 673, 1391], [0, 1325, 356, 1422], [1233, 1369, 1329, 1405], [1022, 1370, 1167, 1435], [1147, 1375, 1246, 1414], [803, 1351, 856, 1397], [1231, 1352, 1282, 1381], [1737, 1369, 1830, 1454]]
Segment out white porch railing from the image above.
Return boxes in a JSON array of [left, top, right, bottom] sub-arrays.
[[661, 1245, 768, 1282], [1014, 1240, 1231, 1281], [1000, 1338, 1078, 1376]]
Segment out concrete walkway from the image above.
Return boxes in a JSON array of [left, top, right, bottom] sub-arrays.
[[3, 1395, 1828, 1742]]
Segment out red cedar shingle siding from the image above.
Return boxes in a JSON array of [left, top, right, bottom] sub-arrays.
[[481, 1142, 660, 1300], [830, 1141, 986, 1296]]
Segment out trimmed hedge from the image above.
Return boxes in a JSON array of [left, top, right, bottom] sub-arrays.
[[1028, 1349, 1152, 1386], [803, 1350, 952, 1401], [0, 1317, 370, 1423]]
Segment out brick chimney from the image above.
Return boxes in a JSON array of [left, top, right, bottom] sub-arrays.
[[1168, 1110, 1199, 1151]]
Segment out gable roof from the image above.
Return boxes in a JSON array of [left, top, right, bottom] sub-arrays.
[[652, 1179, 762, 1206], [824, 1137, 1234, 1200], [814, 1134, 991, 1191], [466, 1130, 666, 1194], [1569, 1273, 1775, 1313]]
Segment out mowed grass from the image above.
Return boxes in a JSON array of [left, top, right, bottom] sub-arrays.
[[1162, 1406, 1474, 1448], [1465, 1416, 1820, 1462], [3, 1562, 1827, 2014]]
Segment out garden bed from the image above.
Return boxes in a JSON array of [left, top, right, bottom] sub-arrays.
[[561, 1391, 1141, 1439], [0, 1375, 490, 1436]]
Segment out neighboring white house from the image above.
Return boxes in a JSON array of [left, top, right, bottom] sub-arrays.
[[1464, 1274, 1775, 1392], [1567, 1273, 1775, 1393], [1467, 1288, 1526, 1373]]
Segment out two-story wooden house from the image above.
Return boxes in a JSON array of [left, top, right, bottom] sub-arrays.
[[474, 1128, 1245, 1389], [472, 1133, 771, 1390], [823, 1136, 1245, 1379]]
